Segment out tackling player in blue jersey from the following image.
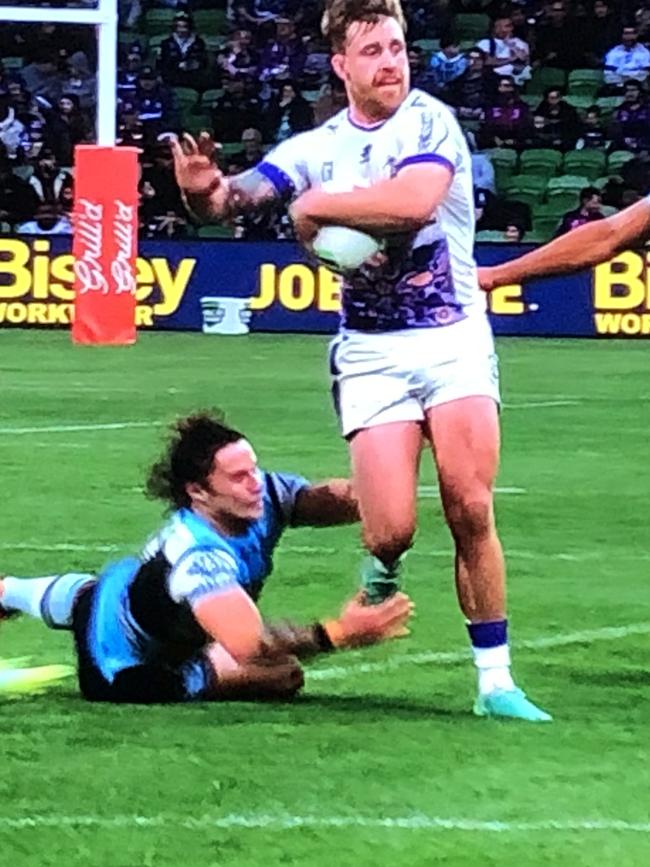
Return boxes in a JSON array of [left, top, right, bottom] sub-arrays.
[[0, 411, 412, 703], [168, 0, 551, 721]]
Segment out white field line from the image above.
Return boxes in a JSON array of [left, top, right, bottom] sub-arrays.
[[503, 400, 581, 409], [0, 422, 164, 435], [418, 485, 526, 497], [308, 622, 650, 682], [0, 813, 648, 834]]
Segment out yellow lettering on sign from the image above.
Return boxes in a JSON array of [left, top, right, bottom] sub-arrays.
[[489, 284, 525, 315], [594, 252, 647, 310]]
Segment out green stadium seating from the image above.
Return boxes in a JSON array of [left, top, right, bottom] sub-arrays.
[[486, 147, 519, 170], [475, 230, 508, 242], [527, 67, 566, 95], [525, 229, 552, 243], [567, 69, 604, 98], [197, 224, 234, 239], [592, 175, 612, 189], [144, 9, 176, 36], [531, 202, 564, 238], [192, 9, 229, 36], [607, 150, 635, 173], [503, 175, 547, 207], [413, 38, 441, 54], [595, 96, 623, 121], [562, 150, 607, 180], [563, 95, 594, 113], [2, 56, 23, 71], [201, 88, 224, 107], [174, 87, 201, 108], [546, 174, 589, 210], [519, 149, 563, 178], [455, 13, 490, 42], [600, 205, 618, 217]]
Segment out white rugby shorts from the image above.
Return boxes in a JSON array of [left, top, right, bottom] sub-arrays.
[[328, 314, 500, 437]]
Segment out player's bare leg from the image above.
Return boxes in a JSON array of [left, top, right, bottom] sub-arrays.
[[349, 421, 422, 603], [424, 397, 551, 721]]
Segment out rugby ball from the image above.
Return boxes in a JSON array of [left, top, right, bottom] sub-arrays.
[[312, 226, 384, 273]]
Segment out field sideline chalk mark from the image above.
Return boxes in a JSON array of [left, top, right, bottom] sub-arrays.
[[0, 422, 164, 435], [0, 813, 648, 834], [308, 622, 650, 681]]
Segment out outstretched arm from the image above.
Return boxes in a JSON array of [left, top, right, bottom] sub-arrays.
[[479, 198, 650, 290], [291, 479, 359, 527], [168, 132, 284, 223]]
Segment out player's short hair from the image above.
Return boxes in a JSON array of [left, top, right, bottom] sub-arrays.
[[321, 0, 407, 52], [146, 410, 245, 510]]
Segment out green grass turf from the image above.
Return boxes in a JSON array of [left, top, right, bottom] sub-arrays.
[[0, 330, 648, 866]]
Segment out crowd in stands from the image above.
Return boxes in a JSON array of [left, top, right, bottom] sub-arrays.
[[1, 0, 650, 243]]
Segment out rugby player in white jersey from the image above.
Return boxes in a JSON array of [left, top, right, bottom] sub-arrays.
[[170, 0, 550, 721]]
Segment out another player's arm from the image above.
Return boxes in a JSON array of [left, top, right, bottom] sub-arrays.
[[290, 162, 453, 239], [291, 479, 360, 527], [168, 132, 286, 223], [479, 198, 650, 290]]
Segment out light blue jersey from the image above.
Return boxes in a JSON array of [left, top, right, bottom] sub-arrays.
[[84, 471, 308, 697]]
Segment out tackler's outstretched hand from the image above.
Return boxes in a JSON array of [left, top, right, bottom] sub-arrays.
[[326, 591, 415, 648], [167, 132, 229, 217]]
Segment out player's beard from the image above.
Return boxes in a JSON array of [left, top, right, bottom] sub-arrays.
[[350, 76, 408, 122]]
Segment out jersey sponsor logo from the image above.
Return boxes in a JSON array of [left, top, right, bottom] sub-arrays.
[[321, 161, 333, 182]]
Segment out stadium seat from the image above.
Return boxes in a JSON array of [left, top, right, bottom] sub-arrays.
[[197, 224, 234, 239], [600, 205, 618, 217], [475, 230, 507, 242], [192, 9, 229, 36], [592, 175, 611, 189], [607, 150, 635, 173], [2, 56, 23, 71], [531, 203, 563, 238], [546, 175, 589, 210], [562, 150, 607, 180], [203, 35, 229, 53], [567, 69, 604, 98], [595, 95, 623, 121], [503, 175, 547, 207], [527, 67, 566, 95], [486, 147, 519, 170], [524, 229, 551, 243], [521, 93, 542, 110], [519, 149, 563, 178], [144, 9, 176, 36], [173, 87, 201, 109], [455, 13, 490, 42], [563, 95, 593, 113], [413, 38, 441, 53]]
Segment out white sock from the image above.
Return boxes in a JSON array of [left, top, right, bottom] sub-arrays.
[[1, 576, 56, 619], [472, 644, 516, 695]]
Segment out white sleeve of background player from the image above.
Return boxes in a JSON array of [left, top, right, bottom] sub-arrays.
[[256, 132, 312, 199], [395, 98, 465, 179], [168, 547, 240, 605]]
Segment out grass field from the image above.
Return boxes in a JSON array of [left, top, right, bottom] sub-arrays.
[[1, 330, 648, 867]]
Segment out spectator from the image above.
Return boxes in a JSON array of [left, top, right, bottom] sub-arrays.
[[503, 223, 525, 243], [476, 16, 531, 86], [60, 52, 97, 113], [118, 45, 145, 101], [576, 105, 608, 149], [556, 186, 606, 235], [218, 29, 259, 79], [43, 94, 93, 167], [265, 79, 313, 143], [4, 80, 41, 127], [582, 0, 621, 68], [158, 12, 211, 90], [0, 95, 27, 160], [211, 76, 265, 142], [116, 100, 145, 148], [448, 48, 498, 121], [258, 17, 307, 85], [132, 66, 177, 140], [480, 76, 529, 149], [534, 1, 583, 70], [534, 87, 580, 150], [27, 149, 74, 208], [19, 53, 65, 104], [119, 0, 143, 30], [428, 35, 468, 96], [16, 202, 72, 236], [522, 113, 559, 149], [636, 0, 650, 42], [466, 132, 496, 194], [0, 152, 39, 227], [611, 79, 650, 152], [226, 127, 265, 173], [300, 35, 331, 89], [603, 25, 650, 89], [313, 77, 347, 125]]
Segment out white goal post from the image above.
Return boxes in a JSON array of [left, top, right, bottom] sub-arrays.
[[0, 0, 118, 145]]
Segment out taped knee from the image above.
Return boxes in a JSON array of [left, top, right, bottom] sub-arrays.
[[40, 573, 96, 630]]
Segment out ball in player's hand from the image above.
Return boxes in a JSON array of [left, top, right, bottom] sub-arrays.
[[312, 226, 384, 274]]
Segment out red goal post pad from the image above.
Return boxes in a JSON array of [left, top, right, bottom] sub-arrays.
[[72, 145, 140, 345]]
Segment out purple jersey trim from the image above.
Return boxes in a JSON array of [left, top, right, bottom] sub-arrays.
[[256, 161, 295, 197], [396, 153, 456, 176]]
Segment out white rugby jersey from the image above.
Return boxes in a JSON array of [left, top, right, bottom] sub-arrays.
[[258, 88, 484, 332]]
